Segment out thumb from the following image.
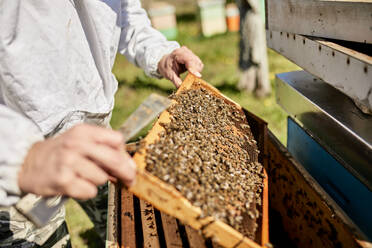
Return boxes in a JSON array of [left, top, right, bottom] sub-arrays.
[[121, 151, 137, 187], [187, 68, 202, 78]]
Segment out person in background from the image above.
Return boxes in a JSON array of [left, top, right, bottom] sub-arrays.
[[0, 0, 203, 247], [237, 0, 270, 97]]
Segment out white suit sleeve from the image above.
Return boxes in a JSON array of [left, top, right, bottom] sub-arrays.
[[118, 0, 180, 78], [0, 105, 44, 206], [0, 0, 44, 206]]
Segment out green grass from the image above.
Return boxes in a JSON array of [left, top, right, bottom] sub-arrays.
[[65, 200, 103, 248], [66, 10, 299, 248]]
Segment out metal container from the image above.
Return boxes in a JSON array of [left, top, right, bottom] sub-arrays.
[[276, 70, 372, 239]]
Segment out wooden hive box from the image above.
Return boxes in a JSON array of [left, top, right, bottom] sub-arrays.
[[107, 73, 270, 248], [264, 0, 372, 44], [198, 0, 227, 37], [107, 74, 370, 248], [148, 2, 177, 40]]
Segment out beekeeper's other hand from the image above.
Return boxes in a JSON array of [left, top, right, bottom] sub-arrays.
[[18, 124, 136, 200], [158, 46, 204, 88]]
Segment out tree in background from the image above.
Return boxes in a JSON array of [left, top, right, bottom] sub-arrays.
[[236, 0, 270, 97]]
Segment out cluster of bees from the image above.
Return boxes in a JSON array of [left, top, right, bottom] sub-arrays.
[[145, 86, 264, 239]]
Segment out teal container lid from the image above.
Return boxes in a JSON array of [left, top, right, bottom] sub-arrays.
[[159, 27, 178, 40], [260, 0, 265, 23]]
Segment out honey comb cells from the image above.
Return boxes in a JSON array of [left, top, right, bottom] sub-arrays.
[[145, 86, 264, 239]]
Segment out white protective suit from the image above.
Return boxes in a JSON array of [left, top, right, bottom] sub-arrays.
[[0, 0, 179, 204], [0, 0, 179, 245]]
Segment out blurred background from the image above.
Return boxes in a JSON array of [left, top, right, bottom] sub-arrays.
[[66, 1, 299, 246]]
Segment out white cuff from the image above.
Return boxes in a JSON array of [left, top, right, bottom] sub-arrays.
[[145, 41, 180, 78], [0, 132, 43, 206]]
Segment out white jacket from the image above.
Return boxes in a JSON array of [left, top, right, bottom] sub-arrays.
[[0, 0, 179, 206]]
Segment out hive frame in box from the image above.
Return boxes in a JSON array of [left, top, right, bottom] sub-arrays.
[[108, 73, 270, 248]]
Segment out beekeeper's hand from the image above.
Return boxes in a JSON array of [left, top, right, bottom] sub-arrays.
[[158, 46, 204, 87], [18, 124, 136, 200]]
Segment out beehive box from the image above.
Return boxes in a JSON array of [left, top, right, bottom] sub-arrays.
[[108, 136, 371, 248], [198, 0, 227, 37], [107, 74, 370, 248], [148, 2, 177, 40], [265, 0, 372, 44]]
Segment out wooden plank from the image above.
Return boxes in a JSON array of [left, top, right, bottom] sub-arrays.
[[121, 188, 136, 248], [266, 0, 372, 44], [127, 73, 268, 248], [266, 131, 371, 248], [243, 110, 270, 246], [267, 30, 372, 114], [185, 225, 207, 248], [260, 170, 269, 247], [107, 182, 120, 248], [160, 213, 183, 248], [140, 200, 161, 248]]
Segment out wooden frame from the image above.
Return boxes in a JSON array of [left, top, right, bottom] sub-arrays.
[[120, 74, 270, 248], [265, 0, 372, 44]]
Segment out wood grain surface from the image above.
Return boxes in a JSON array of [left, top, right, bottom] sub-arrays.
[[121, 188, 136, 248], [267, 131, 370, 248], [160, 213, 183, 247], [140, 200, 160, 248]]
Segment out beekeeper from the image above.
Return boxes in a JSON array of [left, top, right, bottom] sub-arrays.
[[0, 0, 203, 247]]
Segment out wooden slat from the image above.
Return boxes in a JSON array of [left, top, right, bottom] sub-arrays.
[[267, 131, 371, 248], [121, 188, 136, 248], [242, 109, 270, 246], [107, 182, 120, 248], [160, 213, 183, 247], [266, 0, 372, 44], [185, 225, 207, 248], [267, 30, 372, 114], [261, 170, 269, 247], [128, 73, 267, 248], [140, 200, 161, 248]]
